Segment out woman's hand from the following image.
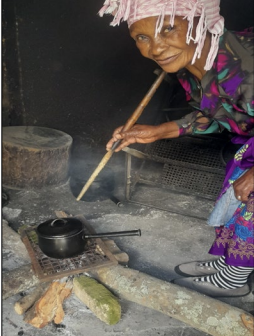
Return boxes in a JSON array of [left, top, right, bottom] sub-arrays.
[[233, 166, 254, 203], [106, 122, 180, 152]]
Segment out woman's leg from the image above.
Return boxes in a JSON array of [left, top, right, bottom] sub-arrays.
[[200, 255, 227, 270], [175, 185, 241, 277], [198, 265, 254, 288], [197, 194, 254, 288], [173, 193, 254, 296]]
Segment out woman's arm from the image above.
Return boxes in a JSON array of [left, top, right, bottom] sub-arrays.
[[106, 109, 217, 152]]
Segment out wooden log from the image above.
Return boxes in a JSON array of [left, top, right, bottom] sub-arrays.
[[24, 279, 72, 328], [73, 276, 121, 325], [55, 210, 70, 218], [2, 126, 72, 189], [2, 219, 30, 264], [54, 281, 73, 324], [3, 264, 39, 300], [102, 239, 129, 266], [14, 283, 49, 315], [90, 265, 254, 336]]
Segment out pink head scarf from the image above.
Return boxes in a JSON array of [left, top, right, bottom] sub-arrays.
[[98, 0, 224, 70]]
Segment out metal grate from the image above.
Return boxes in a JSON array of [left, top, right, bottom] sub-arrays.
[[146, 138, 225, 173], [126, 136, 229, 200], [20, 216, 118, 282], [161, 164, 224, 197]]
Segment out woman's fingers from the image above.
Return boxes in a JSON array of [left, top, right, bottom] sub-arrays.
[[234, 187, 250, 203], [106, 133, 138, 152], [106, 126, 124, 151], [233, 167, 254, 203], [111, 136, 137, 152], [234, 187, 251, 203], [106, 122, 180, 152], [106, 124, 153, 151]]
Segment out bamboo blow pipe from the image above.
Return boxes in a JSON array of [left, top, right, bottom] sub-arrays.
[[76, 70, 167, 201]]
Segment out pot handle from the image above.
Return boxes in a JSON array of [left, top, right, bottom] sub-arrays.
[[83, 229, 141, 239], [50, 218, 67, 227]]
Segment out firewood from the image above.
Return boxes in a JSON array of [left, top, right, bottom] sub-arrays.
[[14, 283, 49, 315], [2, 219, 30, 263], [24, 279, 72, 328], [55, 210, 70, 218], [73, 275, 121, 325], [3, 264, 40, 300], [103, 239, 129, 265], [54, 280, 73, 324]]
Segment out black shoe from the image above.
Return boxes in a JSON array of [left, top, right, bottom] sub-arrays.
[[175, 261, 219, 277], [172, 277, 251, 298]]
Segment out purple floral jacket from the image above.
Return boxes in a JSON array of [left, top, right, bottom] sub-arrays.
[[175, 28, 254, 137]]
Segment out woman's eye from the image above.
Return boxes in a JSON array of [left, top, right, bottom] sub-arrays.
[[136, 35, 148, 42], [164, 26, 173, 33]]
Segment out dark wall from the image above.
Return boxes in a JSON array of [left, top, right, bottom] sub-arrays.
[[2, 0, 160, 146], [220, 0, 254, 30], [2, 0, 254, 147]]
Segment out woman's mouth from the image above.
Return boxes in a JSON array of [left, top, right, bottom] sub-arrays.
[[156, 54, 180, 66]]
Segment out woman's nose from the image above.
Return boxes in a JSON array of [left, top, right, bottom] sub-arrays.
[[150, 36, 167, 57]]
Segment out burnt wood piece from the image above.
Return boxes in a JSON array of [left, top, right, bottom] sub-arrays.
[[3, 264, 40, 300], [24, 279, 72, 328], [2, 219, 30, 264], [103, 240, 129, 266], [2, 126, 72, 189], [14, 282, 50, 315]]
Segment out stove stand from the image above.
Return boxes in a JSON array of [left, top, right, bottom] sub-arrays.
[[20, 216, 118, 282]]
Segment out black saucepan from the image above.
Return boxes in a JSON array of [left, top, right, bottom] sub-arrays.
[[37, 217, 141, 259]]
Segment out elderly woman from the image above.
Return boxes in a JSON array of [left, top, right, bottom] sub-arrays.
[[99, 0, 254, 297]]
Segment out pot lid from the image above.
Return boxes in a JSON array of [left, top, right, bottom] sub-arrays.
[[37, 218, 83, 238]]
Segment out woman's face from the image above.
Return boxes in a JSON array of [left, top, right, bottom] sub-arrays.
[[129, 16, 198, 73]]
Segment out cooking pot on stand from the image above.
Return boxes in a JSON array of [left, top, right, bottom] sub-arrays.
[[37, 218, 141, 259]]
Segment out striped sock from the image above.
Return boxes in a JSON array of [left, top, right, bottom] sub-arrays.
[[198, 265, 254, 289], [202, 256, 227, 271]]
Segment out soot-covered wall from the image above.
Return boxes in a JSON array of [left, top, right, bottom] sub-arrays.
[[2, 0, 254, 147]]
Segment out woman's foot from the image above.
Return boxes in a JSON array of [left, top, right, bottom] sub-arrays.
[[171, 277, 251, 297], [172, 265, 253, 297], [175, 256, 227, 277]]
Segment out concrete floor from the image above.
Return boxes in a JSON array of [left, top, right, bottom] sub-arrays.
[[2, 147, 254, 336]]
